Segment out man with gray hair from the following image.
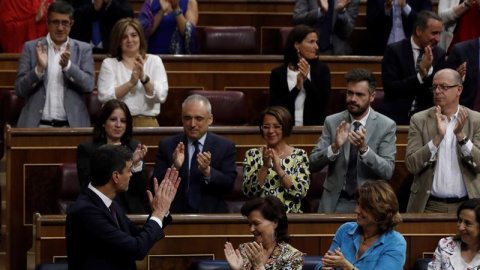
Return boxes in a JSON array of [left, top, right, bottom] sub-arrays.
[[15, 1, 95, 127], [153, 94, 237, 213], [309, 68, 396, 213], [406, 68, 480, 213]]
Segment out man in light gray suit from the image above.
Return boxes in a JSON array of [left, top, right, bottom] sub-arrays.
[[293, 0, 360, 55], [309, 68, 396, 213], [15, 1, 95, 128]]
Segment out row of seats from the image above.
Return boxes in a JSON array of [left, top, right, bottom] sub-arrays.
[[56, 162, 327, 214], [0, 89, 385, 159]]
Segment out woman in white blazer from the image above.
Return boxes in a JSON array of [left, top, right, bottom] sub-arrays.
[[428, 199, 480, 270]]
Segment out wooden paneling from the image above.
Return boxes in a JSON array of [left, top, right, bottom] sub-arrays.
[[32, 213, 456, 270], [0, 54, 383, 91]]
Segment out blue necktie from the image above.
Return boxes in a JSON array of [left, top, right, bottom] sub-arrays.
[[188, 141, 202, 211]]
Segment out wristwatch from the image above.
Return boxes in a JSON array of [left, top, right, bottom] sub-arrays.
[[458, 136, 469, 146], [141, 75, 150, 85]]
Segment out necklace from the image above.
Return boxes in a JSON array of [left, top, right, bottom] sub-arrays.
[[277, 151, 285, 158], [362, 233, 379, 245]]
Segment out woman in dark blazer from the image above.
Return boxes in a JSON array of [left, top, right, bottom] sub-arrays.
[[77, 99, 149, 213], [269, 24, 331, 126]]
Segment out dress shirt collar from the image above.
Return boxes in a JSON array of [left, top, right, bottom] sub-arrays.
[[187, 133, 207, 148], [349, 107, 370, 128], [88, 183, 113, 208], [46, 33, 70, 52]]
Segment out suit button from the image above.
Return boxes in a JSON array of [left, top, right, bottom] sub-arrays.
[[32, 83, 37, 87], [70, 77, 75, 82], [39, 110, 43, 114]]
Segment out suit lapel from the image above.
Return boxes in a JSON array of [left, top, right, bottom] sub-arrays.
[[425, 108, 437, 143], [402, 40, 416, 76], [364, 108, 377, 145], [342, 111, 351, 162], [84, 188, 119, 228]]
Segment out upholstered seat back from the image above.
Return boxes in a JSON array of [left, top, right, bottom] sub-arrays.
[[201, 26, 257, 54], [189, 90, 249, 125], [57, 164, 81, 214]]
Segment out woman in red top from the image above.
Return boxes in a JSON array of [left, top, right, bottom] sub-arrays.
[[0, 0, 55, 53]]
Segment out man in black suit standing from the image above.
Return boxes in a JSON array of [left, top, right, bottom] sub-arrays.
[[380, 10, 446, 125], [66, 145, 180, 270], [446, 37, 480, 110], [153, 94, 237, 213]]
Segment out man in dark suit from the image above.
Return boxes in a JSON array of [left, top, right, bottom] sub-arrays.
[[380, 10, 446, 125], [366, 0, 432, 55], [15, 1, 95, 127], [153, 94, 237, 213], [293, 0, 360, 55], [66, 145, 180, 270], [446, 37, 480, 110], [66, 0, 133, 53]]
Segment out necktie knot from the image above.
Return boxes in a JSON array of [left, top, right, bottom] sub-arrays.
[[353, 121, 362, 131]]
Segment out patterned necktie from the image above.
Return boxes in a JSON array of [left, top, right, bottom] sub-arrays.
[[345, 121, 362, 196], [410, 50, 424, 117], [188, 141, 202, 211], [109, 203, 119, 227]]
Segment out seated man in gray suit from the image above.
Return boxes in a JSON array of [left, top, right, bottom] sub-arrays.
[[309, 68, 397, 213], [15, 1, 95, 128], [293, 0, 360, 55], [406, 68, 480, 213]]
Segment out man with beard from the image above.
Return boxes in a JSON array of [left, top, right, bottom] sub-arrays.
[[405, 68, 480, 213], [309, 68, 397, 213]]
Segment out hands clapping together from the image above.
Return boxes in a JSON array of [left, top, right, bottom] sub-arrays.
[[172, 142, 212, 177], [35, 40, 71, 73], [224, 242, 267, 270], [148, 168, 181, 220], [332, 120, 368, 154]]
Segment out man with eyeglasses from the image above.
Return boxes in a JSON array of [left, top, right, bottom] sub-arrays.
[[15, 1, 95, 128], [309, 68, 396, 213], [405, 68, 480, 213], [380, 10, 446, 125], [152, 94, 237, 213]]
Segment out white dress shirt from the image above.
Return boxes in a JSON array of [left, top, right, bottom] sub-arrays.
[[287, 67, 310, 126], [428, 106, 472, 198], [36, 33, 71, 121]]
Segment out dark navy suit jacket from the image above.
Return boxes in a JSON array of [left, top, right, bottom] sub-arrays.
[[66, 188, 171, 270], [446, 38, 480, 109], [153, 132, 237, 213], [380, 39, 446, 125]]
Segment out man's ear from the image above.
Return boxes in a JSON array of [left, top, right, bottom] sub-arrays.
[[112, 171, 120, 184]]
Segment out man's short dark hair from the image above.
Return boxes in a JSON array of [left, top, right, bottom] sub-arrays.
[[345, 68, 377, 94], [90, 145, 133, 187], [413, 10, 442, 33], [47, 1, 74, 21]]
